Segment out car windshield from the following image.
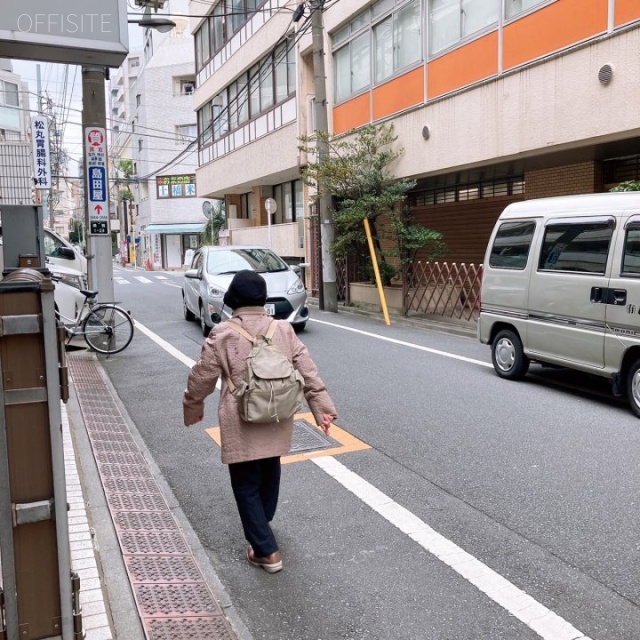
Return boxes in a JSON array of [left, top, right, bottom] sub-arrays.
[[206, 248, 289, 275]]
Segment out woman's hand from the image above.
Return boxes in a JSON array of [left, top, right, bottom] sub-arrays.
[[320, 413, 334, 435]]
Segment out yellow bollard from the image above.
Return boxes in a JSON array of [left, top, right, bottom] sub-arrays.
[[363, 217, 391, 326]]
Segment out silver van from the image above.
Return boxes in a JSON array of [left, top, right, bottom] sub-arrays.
[[478, 193, 640, 417]]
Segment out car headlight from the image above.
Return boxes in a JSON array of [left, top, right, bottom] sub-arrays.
[[209, 286, 225, 297], [287, 279, 305, 295]]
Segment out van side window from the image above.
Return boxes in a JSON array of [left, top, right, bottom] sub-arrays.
[[622, 227, 640, 276], [538, 222, 613, 274], [489, 221, 535, 269]]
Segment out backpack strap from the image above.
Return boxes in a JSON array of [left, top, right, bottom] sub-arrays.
[[226, 320, 254, 343], [265, 319, 278, 342]]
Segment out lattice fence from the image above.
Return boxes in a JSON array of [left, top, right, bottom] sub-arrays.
[[404, 261, 483, 321]]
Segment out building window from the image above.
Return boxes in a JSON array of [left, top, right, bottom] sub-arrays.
[[195, 0, 269, 73], [374, 0, 421, 83], [138, 138, 143, 152], [333, 0, 422, 103], [430, 0, 499, 55], [505, 0, 548, 19], [156, 175, 197, 199], [199, 39, 295, 149], [240, 192, 253, 219], [180, 79, 195, 95], [0, 81, 19, 107], [272, 179, 303, 223], [176, 124, 197, 143], [136, 94, 141, 107]]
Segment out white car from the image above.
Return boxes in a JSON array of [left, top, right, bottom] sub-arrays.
[[49, 264, 88, 323]]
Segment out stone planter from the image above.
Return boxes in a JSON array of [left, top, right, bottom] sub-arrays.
[[349, 282, 404, 313]]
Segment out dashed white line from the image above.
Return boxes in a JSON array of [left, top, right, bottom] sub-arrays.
[[132, 318, 590, 640], [133, 276, 153, 284]]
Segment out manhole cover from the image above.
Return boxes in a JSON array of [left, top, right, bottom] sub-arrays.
[[289, 419, 337, 454]]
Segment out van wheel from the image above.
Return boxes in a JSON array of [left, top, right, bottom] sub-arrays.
[[626, 359, 640, 418], [492, 329, 530, 380]]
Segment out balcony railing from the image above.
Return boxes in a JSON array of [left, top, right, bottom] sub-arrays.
[[227, 221, 305, 258]]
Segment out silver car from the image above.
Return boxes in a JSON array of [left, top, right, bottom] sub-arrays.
[[182, 245, 309, 335]]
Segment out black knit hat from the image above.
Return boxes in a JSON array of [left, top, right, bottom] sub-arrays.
[[223, 270, 267, 310]]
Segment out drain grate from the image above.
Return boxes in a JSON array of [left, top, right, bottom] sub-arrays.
[[109, 493, 169, 512], [126, 556, 203, 584], [115, 511, 180, 532], [134, 583, 220, 617], [148, 617, 236, 640], [290, 418, 338, 454]]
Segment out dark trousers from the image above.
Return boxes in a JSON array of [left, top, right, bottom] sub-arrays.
[[228, 457, 281, 557]]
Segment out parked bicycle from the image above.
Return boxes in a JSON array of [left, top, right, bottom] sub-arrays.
[[54, 282, 134, 355]]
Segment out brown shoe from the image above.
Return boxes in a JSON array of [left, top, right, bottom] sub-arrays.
[[246, 546, 282, 573]]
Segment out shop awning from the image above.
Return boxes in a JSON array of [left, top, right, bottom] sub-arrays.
[[144, 223, 206, 234]]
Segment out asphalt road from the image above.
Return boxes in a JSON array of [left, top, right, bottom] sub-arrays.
[[94, 266, 640, 640]]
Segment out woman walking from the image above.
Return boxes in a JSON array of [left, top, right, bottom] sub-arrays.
[[183, 270, 337, 573]]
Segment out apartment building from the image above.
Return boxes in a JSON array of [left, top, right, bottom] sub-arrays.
[[0, 59, 32, 205], [192, 0, 640, 288], [111, 0, 207, 270]]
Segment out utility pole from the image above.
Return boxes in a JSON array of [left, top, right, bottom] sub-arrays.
[[311, 0, 337, 312], [82, 66, 114, 301]]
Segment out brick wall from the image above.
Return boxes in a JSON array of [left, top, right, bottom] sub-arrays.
[[525, 161, 604, 199]]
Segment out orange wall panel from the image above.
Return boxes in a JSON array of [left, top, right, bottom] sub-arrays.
[[372, 67, 424, 121], [332, 93, 370, 135], [503, 0, 608, 70], [427, 32, 498, 100], [615, 0, 640, 26]]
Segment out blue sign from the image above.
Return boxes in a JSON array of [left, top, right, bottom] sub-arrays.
[[89, 166, 106, 203]]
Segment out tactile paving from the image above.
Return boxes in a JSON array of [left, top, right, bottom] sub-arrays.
[[68, 354, 240, 640]]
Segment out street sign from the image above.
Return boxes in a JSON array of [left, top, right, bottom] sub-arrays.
[[31, 115, 51, 189], [85, 126, 110, 235]]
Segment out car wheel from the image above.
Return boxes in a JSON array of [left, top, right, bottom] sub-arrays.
[[183, 294, 195, 321], [199, 304, 210, 337], [292, 322, 306, 333], [626, 358, 640, 418], [491, 329, 529, 380]]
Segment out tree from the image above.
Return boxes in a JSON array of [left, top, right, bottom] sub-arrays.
[[200, 200, 226, 246], [610, 180, 640, 192], [300, 124, 444, 285]]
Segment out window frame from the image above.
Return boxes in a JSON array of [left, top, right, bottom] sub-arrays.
[[489, 220, 536, 270]]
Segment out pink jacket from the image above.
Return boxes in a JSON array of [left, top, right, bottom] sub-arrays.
[[183, 308, 337, 464]]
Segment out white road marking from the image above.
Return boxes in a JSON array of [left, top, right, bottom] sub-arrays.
[[155, 276, 168, 280], [134, 276, 153, 284], [114, 278, 129, 285], [313, 456, 591, 640], [133, 318, 590, 640], [310, 317, 491, 367]]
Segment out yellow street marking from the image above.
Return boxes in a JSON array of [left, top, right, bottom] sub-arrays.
[[204, 412, 370, 464]]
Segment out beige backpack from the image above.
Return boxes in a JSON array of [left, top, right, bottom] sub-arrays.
[[226, 320, 304, 423]]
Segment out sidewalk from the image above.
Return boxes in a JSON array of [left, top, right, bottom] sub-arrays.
[[65, 353, 252, 640], [64, 305, 474, 639]]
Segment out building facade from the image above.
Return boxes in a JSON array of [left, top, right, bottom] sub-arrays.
[[111, 0, 208, 270], [191, 0, 640, 290]]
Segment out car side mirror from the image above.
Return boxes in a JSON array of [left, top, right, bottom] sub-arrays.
[[184, 268, 200, 279], [57, 247, 76, 259]]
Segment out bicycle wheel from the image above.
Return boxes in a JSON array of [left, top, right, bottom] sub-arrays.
[[82, 304, 134, 354]]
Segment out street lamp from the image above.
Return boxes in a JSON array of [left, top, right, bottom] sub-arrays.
[[128, 16, 176, 32]]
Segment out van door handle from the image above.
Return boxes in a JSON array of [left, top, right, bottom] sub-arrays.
[[612, 289, 627, 305], [590, 287, 603, 303], [606, 288, 627, 305]]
